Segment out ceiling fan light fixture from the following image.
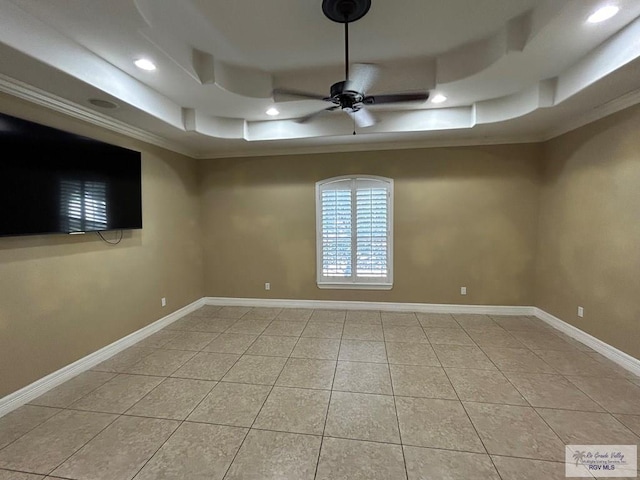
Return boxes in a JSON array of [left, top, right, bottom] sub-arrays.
[[587, 5, 619, 23], [134, 58, 156, 71], [431, 94, 447, 104], [266, 107, 280, 116]]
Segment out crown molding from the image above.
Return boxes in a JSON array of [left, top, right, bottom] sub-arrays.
[[3, 73, 543, 160], [0, 74, 196, 158], [2, 72, 639, 162], [541, 87, 640, 141]]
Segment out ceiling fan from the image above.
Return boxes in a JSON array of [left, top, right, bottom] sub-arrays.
[[273, 0, 430, 129]]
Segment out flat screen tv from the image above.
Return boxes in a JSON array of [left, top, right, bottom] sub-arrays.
[[0, 112, 142, 237]]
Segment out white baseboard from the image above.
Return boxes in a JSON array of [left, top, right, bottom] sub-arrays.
[[205, 298, 639, 377], [534, 308, 640, 377], [0, 298, 205, 418], [204, 296, 536, 316], [3, 297, 637, 419]]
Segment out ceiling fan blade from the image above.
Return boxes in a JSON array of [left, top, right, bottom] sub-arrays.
[[349, 107, 376, 128], [296, 105, 339, 124], [363, 92, 430, 105], [346, 63, 380, 94], [273, 88, 328, 102]]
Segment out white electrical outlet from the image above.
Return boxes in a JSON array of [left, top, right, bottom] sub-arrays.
[[265, 283, 271, 291], [161, 297, 167, 307], [577, 306, 584, 318], [460, 286, 467, 295]]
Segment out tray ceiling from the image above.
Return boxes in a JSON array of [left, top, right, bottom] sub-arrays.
[[1, 0, 640, 157]]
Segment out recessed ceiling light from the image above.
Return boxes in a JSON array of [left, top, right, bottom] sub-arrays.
[[134, 58, 156, 71], [266, 107, 280, 116], [431, 94, 447, 104], [587, 5, 619, 23]]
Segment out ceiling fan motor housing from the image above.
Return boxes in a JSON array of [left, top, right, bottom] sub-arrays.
[[330, 81, 364, 110]]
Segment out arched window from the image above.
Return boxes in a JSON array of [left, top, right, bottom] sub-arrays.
[[316, 175, 393, 289]]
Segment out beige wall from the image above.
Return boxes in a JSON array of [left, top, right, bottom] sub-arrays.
[[0, 94, 204, 397], [2, 89, 639, 399], [200, 145, 541, 305], [535, 105, 640, 359]]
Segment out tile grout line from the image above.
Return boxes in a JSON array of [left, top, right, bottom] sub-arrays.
[[42, 409, 122, 477], [7, 308, 636, 478], [441, 315, 506, 480], [0, 406, 67, 457], [312, 310, 345, 480], [532, 402, 640, 441], [466, 333, 587, 473], [124, 367, 223, 480], [525, 408, 598, 477], [133, 306, 629, 476], [62, 394, 631, 422], [62, 390, 606, 420], [526, 379, 640, 452], [470, 343, 538, 411], [212, 310, 286, 479], [520, 345, 629, 445], [382, 313, 410, 480], [26, 371, 118, 411], [220, 309, 310, 480], [471, 320, 595, 471], [91, 347, 217, 479], [442, 367, 506, 480], [70, 308, 259, 480], [559, 372, 636, 414], [135, 307, 270, 480]]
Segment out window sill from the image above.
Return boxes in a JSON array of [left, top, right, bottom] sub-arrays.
[[317, 282, 393, 290]]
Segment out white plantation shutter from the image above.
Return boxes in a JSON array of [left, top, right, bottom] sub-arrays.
[[317, 176, 393, 288], [321, 185, 352, 278], [356, 184, 388, 278]]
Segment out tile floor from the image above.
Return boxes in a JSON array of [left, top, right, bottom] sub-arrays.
[[1, 306, 639, 479]]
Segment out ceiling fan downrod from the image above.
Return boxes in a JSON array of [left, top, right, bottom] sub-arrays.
[[345, 21, 349, 80], [322, 0, 372, 81]]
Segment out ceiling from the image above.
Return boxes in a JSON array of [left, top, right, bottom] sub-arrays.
[[1, 0, 640, 158]]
